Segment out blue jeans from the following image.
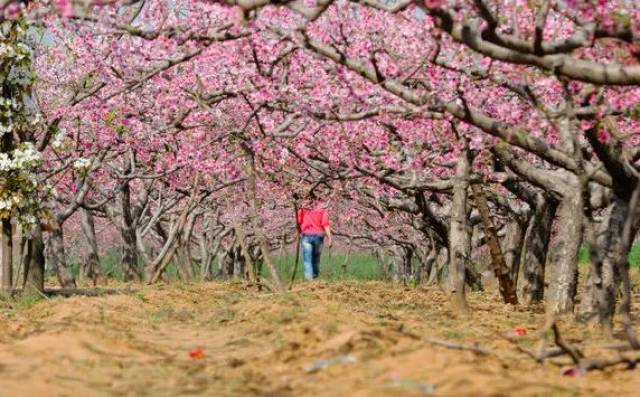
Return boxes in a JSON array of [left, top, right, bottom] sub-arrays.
[[301, 234, 324, 279]]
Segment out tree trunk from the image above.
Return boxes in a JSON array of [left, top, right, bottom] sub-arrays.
[[148, 175, 200, 283], [120, 182, 142, 282], [503, 221, 524, 288], [1, 90, 14, 291], [197, 234, 210, 280], [23, 225, 45, 297], [415, 244, 435, 284], [427, 246, 443, 285], [1, 219, 12, 291], [391, 246, 403, 283], [136, 231, 153, 265], [615, 185, 640, 348], [448, 148, 471, 311], [47, 226, 76, 288], [176, 212, 197, 281], [578, 185, 639, 339], [520, 195, 557, 304], [579, 198, 630, 330], [175, 247, 195, 281], [546, 192, 582, 314], [231, 244, 246, 279], [121, 228, 140, 281], [471, 184, 518, 304], [219, 244, 235, 279], [403, 246, 414, 285], [201, 228, 230, 281], [241, 147, 284, 291], [234, 224, 256, 281], [13, 224, 22, 288], [80, 208, 100, 285]]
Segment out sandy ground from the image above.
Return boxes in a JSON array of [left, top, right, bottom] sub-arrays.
[[0, 281, 639, 397]]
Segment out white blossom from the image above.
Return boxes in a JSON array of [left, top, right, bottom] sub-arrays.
[[19, 213, 37, 228], [73, 157, 92, 171], [0, 153, 11, 171], [52, 128, 66, 151], [11, 143, 43, 170]]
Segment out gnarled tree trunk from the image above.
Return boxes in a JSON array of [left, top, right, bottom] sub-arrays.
[[80, 208, 100, 285], [120, 182, 142, 282], [546, 191, 582, 314], [1, 219, 12, 291], [471, 184, 518, 304], [519, 195, 557, 304], [47, 226, 76, 288], [503, 220, 524, 288], [241, 144, 284, 291], [580, 198, 630, 330], [448, 147, 471, 311], [23, 225, 45, 297]]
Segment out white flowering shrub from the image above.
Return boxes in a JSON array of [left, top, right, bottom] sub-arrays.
[[0, 19, 49, 231]]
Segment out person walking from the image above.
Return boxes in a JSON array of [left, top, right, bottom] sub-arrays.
[[296, 198, 332, 280]]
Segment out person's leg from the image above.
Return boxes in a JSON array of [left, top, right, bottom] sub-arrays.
[[301, 236, 314, 280], [312, 236, 324, 279]]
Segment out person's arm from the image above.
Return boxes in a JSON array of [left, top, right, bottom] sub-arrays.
[[324, 225, 333, 248], [296, 208, 304, 234], [322, 210, 332, 247]]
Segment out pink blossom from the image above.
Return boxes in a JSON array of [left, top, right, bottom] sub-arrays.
[[55, 0, 75, 18]]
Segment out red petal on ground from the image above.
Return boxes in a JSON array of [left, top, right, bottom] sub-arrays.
[[513, 327, 527, 336], [561, 366, 585, 377], [189, 349, 205, 359]]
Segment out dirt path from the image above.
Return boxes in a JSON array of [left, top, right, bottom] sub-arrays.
[[0, 281, 638, 396]]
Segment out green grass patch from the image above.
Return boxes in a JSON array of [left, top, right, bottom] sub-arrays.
[[67, 248, 182, 281], [265, 253, 384, 282], [0, 292, 46, 316], [579, 244, 640, 268], [630, 245, 640, 268]]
